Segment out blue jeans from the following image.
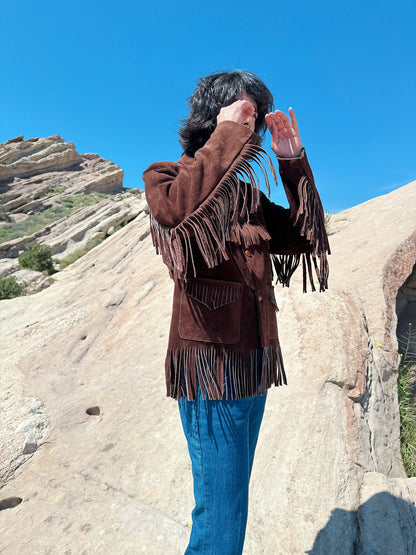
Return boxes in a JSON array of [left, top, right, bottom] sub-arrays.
[[178, 389, 267, 554]]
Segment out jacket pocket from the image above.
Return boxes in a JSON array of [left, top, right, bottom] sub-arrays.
[[179, 278, 243, 344]]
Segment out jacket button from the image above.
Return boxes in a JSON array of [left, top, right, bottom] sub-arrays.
[[244, 248, 251, 257], [257, 293, 262, 301]]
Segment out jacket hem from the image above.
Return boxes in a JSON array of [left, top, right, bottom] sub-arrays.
[[166, 345, 287, 401]]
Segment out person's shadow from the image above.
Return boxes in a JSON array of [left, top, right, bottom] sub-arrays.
[[306, 492, 416, 554]]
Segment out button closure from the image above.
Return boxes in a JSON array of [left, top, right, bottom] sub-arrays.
[[257, 293, 262, 302], [244, 248, 252, 257]]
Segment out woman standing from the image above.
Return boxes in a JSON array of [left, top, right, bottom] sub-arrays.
[[143, 70, 329, 554]]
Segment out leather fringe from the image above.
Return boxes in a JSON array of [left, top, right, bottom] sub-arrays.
[[272, 175, 330, 292], [185, 278, 242, 310], [167, 345, 287, 401], [271, 253, 301, 288], [272, 252, 329, 292], [295, 175, 330, 292], [150, 144, 277, 279]]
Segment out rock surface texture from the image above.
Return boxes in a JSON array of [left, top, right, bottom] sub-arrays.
[[0, 134, 123, 199], [0, 164, 416, 552], [0, 135, 146, 292]]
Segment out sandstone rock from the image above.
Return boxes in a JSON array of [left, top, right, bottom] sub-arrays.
[[0, 180, 415, 553], [0, 135, 82, 183], [355, 472, 416, 554], [0, 135, 124, 213], [4, 135, 25, 144], [0, 135, 147, 291], [0, 193, 147, 262]]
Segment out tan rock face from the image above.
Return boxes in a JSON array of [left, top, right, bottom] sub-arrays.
[[0, 135, 145, 286], [0, 193, 147, 262], [0, 135, 82, 183], [0, 135, 124, 200], [0, 175, 415, 553]]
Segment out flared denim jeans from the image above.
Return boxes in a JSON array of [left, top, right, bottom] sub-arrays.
[[178, 389, 267, 554]]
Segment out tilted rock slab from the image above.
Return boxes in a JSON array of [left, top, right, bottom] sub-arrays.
[[0, 192, 148, 263], [0, 181, 415, 553], [0, 135, 147, 285], [0, 135, 81, 184], [0, 135, 123, 208]]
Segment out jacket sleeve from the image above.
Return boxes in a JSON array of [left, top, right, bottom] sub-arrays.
[[261, 149, 330, 292], [143, 121, 257, 228]]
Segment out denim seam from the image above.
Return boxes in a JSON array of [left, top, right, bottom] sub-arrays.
[[198, 398, 209, 553]]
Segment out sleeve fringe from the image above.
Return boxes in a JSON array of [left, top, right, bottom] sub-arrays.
[[272, 175, 330, 292], [272, 252, 329, 293]]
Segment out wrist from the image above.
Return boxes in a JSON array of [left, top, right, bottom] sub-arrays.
[[276, 151, 302, 159], [276, 147, 304, 160]]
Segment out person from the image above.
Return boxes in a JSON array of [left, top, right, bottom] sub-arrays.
[[143, 70, 330, 554]]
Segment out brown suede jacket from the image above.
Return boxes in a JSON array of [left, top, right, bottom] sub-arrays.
[[143, 121, 330, 401]]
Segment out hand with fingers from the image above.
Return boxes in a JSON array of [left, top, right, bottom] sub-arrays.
[[265, 107, 303, 158], [217, 99, 257, 131]]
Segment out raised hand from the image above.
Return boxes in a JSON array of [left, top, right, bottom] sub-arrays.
[[265, 107, 302, 158], [217, 99, 257, 131]]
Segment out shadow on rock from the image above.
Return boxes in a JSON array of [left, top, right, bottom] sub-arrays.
[[307, 492, 416, 554]]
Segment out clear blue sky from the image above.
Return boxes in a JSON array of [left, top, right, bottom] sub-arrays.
[[2, 0, 415, 212]]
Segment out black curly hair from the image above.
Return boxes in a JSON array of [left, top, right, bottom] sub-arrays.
[[179, 70, 274, 157]]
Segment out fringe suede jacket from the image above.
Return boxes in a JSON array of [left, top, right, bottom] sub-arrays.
[[143, 121, 330, 401]]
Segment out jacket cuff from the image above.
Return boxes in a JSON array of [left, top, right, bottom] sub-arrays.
[[211, 120, 258, 149], [276, 148, 313, 187]]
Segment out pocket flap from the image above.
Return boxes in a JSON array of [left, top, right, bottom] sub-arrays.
[[185, 278, 243, 311]]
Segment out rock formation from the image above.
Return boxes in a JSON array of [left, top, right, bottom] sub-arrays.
[[0, 152, 415, 552], [0, 135, 146, 292], [0, 134, 122, 198]]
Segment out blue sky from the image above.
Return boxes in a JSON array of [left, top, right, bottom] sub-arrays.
[[2, 0, 415, 213]]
